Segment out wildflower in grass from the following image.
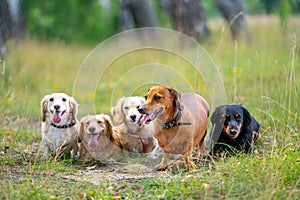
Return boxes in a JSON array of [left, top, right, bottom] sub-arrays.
[[53, 83, 59, 90], [5, 98, 11, 105]]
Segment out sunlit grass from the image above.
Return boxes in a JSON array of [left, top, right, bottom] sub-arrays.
[[1, 39, 90, 119]]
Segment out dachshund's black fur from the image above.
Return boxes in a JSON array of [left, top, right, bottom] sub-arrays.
[[210, 104, 259, 155]]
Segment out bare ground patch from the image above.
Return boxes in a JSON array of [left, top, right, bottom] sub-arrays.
[[0, 141, 172, 186]]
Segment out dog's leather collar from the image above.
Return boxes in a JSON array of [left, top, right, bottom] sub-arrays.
[[50, 121, 76, 129], [159, 110, 192, 129]]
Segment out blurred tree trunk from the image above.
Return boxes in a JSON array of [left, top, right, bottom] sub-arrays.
[[119, 0, 159, 30], [215, 0, 251, 41], [7, 0, 24, 40], [0, 0, 10, 60], [0, 0, 24, 60], [160, 0, 209, 40]]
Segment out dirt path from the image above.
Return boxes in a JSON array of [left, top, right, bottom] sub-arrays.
[[1, 143, 170, 185], [61, 163, 169, 185]]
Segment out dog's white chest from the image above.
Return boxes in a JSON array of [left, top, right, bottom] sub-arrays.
[[42, 124, 77, 151]]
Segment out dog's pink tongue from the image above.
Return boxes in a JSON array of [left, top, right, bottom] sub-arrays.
[[88, 135, 99, 150], [140, 114, 151, 125], [53, 112, 61, 123]]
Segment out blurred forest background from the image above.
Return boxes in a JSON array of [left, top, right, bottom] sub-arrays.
[[0, 0, 299, 54]]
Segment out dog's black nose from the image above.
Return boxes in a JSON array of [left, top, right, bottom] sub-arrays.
[[54, 105, 60, 110], [230, 129, 238, 135], [130, 115, 137, 121], [137, 106, 145, 114], [89, 127, 96, 133]]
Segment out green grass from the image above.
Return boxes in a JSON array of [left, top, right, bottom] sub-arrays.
[[1, 15, 300, 199]]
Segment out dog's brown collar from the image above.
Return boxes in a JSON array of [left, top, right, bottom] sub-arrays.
[[159, 110, 192, 129], [50, 121, 76, 129]]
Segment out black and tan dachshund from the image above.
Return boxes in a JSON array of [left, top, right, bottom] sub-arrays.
[[209, 104, 259, 155]]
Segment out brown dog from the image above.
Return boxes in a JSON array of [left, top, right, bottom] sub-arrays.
[[138, 86, 210, 171], [78, 114, 126, 161]]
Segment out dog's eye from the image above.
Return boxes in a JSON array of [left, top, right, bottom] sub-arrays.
[[97, 120, 102, 124], [124, 106, 129, 110], [153, 95, 161, 101], [49, 98, 54, 102], [144, 96, 147, 100], [62, 98, 67, 102]]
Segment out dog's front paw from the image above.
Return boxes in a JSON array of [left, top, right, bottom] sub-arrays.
[[154, 163, 168, 171]]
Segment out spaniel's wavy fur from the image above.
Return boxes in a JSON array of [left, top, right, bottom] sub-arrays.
[[41, 93, 79, 157]]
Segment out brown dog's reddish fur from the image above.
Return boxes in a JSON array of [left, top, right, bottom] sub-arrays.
[[140, 86, 209, 171]]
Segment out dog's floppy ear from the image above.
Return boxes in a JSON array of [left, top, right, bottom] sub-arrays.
[[241, 105, 251, 127], [78, 116, 88, 143], [209, 106, 226, 151], [102, 114, 114, 140], [111, 98, 125, 124], [168, 87, 184, 111], [69, 97, 79, 122], [41, 95, 49, 122], [210, 106, 226, 124], [210, 107, 220, 124]]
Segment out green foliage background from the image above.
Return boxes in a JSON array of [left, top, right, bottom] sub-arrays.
[[23, 0, 120, 45], [22, 0, 300, 45]]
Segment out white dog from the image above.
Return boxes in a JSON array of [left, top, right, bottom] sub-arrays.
[[41, 93, 79, 157], [111, 96, 158, 157]]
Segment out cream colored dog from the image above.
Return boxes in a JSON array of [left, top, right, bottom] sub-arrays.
[[41, 93, 79, 157], [78, 114, 125, 161], [111, 96, 158, 157]]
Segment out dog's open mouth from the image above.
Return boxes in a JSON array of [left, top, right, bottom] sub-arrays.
[[52, 110, 66, 124], [140, 107, 163, 125]]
